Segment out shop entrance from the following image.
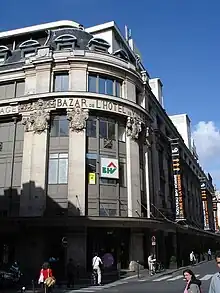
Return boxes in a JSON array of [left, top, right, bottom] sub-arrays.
[[87, 227, 130, 270]]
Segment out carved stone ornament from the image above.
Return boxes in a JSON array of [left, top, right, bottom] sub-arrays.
[[126, 116, 142, 140], [22, 99, 50, 133], [67, 107, 89, 132]]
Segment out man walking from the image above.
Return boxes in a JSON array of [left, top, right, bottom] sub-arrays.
[[208, 251, 220, 293], [208, 249, 212, 261], [92, 253, 103, 286], [190, 251, 196, 265]]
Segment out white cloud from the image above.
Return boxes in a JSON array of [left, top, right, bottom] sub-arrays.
[[192, 121, 220, 187], [192, 121, 220, 164]]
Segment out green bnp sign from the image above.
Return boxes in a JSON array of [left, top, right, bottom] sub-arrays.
[[101, 158, 119, 179], [102, 162, 117, 175]]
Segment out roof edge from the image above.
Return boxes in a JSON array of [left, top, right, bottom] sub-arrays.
[[0, 20, 81, 39]]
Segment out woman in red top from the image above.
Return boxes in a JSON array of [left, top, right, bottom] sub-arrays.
[[38, 262, 53, 293]]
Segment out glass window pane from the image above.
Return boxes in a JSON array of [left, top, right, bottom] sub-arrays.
[[86, 153, 97, 160], [140, 168, 144, 191], [61, 74, 69, 91], [86, 118, 96, 137], [88, 75, 97, 93], [106, 79, 113, 96], [100, 120, 107, 138], [119, 162, 126, 187], [50, 119, 59, 137], [54, 73, 69, 91], [59, 117, 69, 136], [50, 154, 59, 159], [115, 81, 121, 97], [59, 153, 68, 158], [48, 159, 58, 184], [58, 158, 68, 183], [87, 158, 96, 173], [108, 122, 115, 140], [0, 84, 5, 100], [118, 124, 125, 142], [99, 77, 106, 94], [15, 81, 25, 97], [5, 83, 15, 99]]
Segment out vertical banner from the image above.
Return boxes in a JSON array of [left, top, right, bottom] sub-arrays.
[[174, 174, 184, 219], [201, 188, 210, 230]]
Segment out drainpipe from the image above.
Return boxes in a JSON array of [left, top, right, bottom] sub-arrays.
[[9, 117, 18, 215]]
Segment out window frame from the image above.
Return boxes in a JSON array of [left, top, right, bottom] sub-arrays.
[[54, 34, 77, 51], [48, 153, 69, 185], [99, 118, 116, 141], [119, 158, 127, 187], [88, 73, 122, 98], [53, 72, 69, 92], [50, 115, 69, 137], [0, 80, 25, 100]]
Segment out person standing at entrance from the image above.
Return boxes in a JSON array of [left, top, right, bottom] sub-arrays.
[[190, 251, 196, 265], [92, 253, 103, 286], [208, 249, 212, 261], [208, 251, 220, 293]]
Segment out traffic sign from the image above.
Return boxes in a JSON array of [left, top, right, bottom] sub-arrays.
[[62, 237, 68, 248], [151, 236, 156, 246]]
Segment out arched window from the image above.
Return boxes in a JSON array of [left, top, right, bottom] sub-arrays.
[[0, 45, 11, 65], [88, 37, 110, 53], [54, 34, 77, 51], [19, 40, 40, 58], [113, 49, 129, 61]]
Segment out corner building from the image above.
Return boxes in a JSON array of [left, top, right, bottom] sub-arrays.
[[0, 20, 157, 276]]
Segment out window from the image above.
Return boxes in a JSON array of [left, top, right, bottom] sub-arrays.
[[100, 118, 115, 140], [140, 168, 144, 191], [87, 153, 97, 184], [50, 115, 69, 137], [99, 203, 117, 217], [0, 45, 11, 65], [88, 38, 110, 53], [113, 49, 129, 61], [48, 153, 68, 184], [19, 40, 40, 58], [54, 72, 69, 92], [0, 80, 25, 100], [54, 34, 77, 51], [119, 159, 127, 187], [118, 124, 126, 142], [86, 117, 96, 138], [88, 73, 122, 97]]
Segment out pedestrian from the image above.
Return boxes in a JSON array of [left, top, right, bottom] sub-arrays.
[[38, 262, 55, 293], [92, 252, 103, 286], [183, 269, 202, 293], [208, 251, 220, 293], [67, 258, 74, 288], [148, 253, 156, 276], [190, 251, 196, 266], [208, 249, 212, 261]]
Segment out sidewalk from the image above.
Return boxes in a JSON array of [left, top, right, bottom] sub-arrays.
[[4, 260, 211, 293]]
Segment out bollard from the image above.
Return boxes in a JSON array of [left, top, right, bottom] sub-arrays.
[[32, 279, 35, 293], [137, 260, 140, 279]]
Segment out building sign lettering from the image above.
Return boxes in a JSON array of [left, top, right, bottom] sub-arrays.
[[100, 158, 119, 179], [55, 98, 144, 120], [174, 174, 184, 219], [0, 105, 18, 116]]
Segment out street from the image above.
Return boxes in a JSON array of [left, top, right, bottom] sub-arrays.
[[68, 261, 217, 292]]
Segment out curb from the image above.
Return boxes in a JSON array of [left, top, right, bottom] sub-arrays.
[[133, 260, 212, 282]]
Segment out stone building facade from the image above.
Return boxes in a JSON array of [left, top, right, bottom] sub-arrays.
[[0, 20, 218, 278]]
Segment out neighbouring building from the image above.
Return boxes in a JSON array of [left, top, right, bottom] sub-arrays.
[[0, 20, 218, 279]]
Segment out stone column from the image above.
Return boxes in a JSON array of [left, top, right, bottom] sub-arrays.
[[67, 106, 89, 216], [36, 63, 52, 94], [19, 99, 50, 216], [69, 63, 88, 91], [126, 117, 142, 217]]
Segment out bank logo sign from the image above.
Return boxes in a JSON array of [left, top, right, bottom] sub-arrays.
[[100, 158, 119, 179]]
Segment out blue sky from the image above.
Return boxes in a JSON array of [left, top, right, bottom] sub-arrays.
[[1, 0, 220, 186]]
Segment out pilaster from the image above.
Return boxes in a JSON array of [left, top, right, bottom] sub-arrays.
[[67, 106, 89, 216], [126, 117, 142, 217], [19, 99, 50, 216]]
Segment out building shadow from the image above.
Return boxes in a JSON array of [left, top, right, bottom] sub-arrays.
[[0, 180, 82, 287]]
